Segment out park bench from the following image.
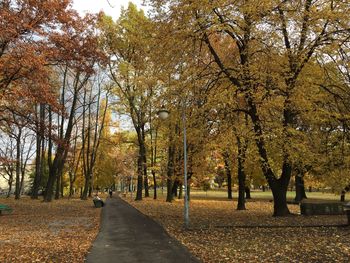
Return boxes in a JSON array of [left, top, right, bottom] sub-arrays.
[[343, 203, 350, 225], [300, 201, 344, 216], [0, 204, 13, 215], [93, 199, 104, 208]]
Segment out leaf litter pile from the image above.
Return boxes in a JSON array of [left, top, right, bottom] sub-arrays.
[[0, 197, 101, 262], [123, 196, 350, 262]]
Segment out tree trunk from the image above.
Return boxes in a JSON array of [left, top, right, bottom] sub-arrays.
[[270, 163, 292, 216], [271, 183, 290, 216], [341, 193, 345, 202], [187, 184, 191, 202], [295, 175, 307, 203], [32, 104, 44, 199], [135, 150, 143, 200], [172, 179, 178, 197], [134, 124, 148, 201], [245, 186, 251, 199], [223, 151, 232, 200], [247, 95, 291, 216], [150, 124, 158, 200], [178, 183, 183, 199], [7, 177, 13, 198], [340, 184, 350, 202], [143, 147, 149, 198], [152, 170, 157, 199], [15, 129, 22, 199], [69, 172, 74, 197], [237, 137, 246, 210], [55, 172, 60, 200], [166, 178, 173, 202], [143, 135, 149, 197], [20, 167, 25, 195], [88, 186, 92, 197], [166, 141, 175, 202], [44, 74, 84, 202], [82, 171, 91, 200]]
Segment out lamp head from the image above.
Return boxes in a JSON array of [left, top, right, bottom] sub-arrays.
[[157, 107, 170, 120]]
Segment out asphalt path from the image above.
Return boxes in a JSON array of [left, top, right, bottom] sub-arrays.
[[85, 195, 200, 263]]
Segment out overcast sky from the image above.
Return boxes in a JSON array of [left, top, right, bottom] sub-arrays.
[[72, 0, 146, 20]]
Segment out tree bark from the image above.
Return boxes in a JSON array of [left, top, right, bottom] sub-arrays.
[[294, 175, 307, 203], [14, 128, 22, 199], [166, 141, 175, 202], [135, 127, 146, 200], [172, 179, 178, 197], [69, 128, 80, 198], [135, 150, 143, 201], [247, 95, 291, 216], [142, 125, 149, 198], [55, 172, 61, 200], [245, 186, 251, 199], [142, 128, 149, 198], [223, 151, 232, 200], [82, 85, 92, 200], [7, 176, 13, 198], [69, 172, 74, 197], [32, 104, 44, 199], [340, 185, 350, 202], [150, 126, 158, 200], [135, 127, 145, 201], [237, 137, 246, 210], [44, 73, 85, 202], [152, 170, 157, 200], [270, 162, 292, 216], [178, 183, 183, 199], [187, 184, 191, 202], [271, 182, 290, 216], [81, 81, 108, 199], [341, 193, 345, 202]]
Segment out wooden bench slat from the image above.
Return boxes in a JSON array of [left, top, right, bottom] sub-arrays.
[[0, 204, 13, 215]]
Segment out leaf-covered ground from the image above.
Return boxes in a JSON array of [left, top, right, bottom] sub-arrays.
[[0, 197, 102, 262], [123, 196, 350, 262]]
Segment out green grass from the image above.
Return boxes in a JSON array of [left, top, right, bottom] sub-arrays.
[[190, 189, 341, 201], [144, 188, 342, 201]]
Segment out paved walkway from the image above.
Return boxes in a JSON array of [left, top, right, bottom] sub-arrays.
[[85, 196, 200, 263]]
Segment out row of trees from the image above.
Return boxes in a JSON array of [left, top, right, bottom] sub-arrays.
[[97, 1, 350, 217], [0, 0, 123, 201], [1, 1, 350, 218]]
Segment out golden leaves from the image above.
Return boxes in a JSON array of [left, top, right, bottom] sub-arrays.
[[0, 197, 100, 263], [123, 195, 349, 262]]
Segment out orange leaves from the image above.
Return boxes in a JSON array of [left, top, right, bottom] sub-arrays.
[[123, 196, 349, 262], [0, 197, 100, 262]]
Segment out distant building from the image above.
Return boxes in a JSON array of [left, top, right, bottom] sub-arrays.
[[0, 174, 32, 196]]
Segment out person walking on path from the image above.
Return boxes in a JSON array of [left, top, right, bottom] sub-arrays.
[[86, 195, 200, 263]]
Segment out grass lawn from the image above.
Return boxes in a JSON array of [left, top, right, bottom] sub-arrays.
[[123, 191, 350, 262], [189, 189, 341, 201], [144, 188, 343, 202], [0, 196, 102, 262]]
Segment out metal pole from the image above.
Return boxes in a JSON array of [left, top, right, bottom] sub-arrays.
[[130, 175, 133, 198], [183, 101, 189, 229]]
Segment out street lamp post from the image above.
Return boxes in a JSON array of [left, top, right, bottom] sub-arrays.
[[157, 105, 189, 229]]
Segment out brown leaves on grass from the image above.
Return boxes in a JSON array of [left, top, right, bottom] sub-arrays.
[[0, 197, 101, 262], [123, 196, 350, 262]]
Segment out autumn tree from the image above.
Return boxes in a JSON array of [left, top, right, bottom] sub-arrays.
[[148, 0, 350, 216], [42, 13, 104, 202], [99, 3, 161, 200]]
